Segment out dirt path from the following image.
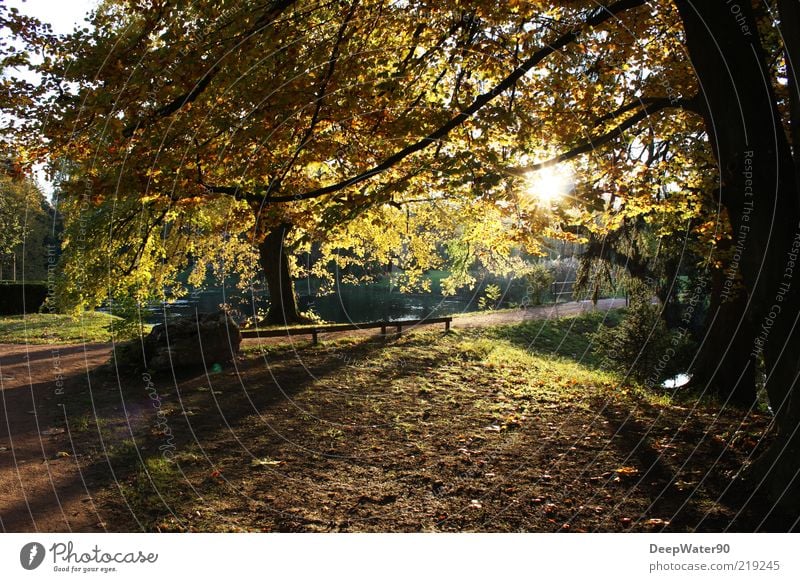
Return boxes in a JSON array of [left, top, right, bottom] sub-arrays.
[[0, 343, 112, 532], [451, 298, 625, 328], [0, 299, 624, 532]]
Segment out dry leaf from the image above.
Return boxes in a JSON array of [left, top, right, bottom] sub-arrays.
[[250, 458, 283, 467], [614, 466, 640, 477]]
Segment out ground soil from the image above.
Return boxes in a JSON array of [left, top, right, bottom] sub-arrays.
[[0, 300, 787, 532]]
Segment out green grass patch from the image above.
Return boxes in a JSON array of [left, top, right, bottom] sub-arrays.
[[0, 311, 150, 344], [119, 454, 184, 530], [482, 309, 624, 367], [69, 413, 104, 434]]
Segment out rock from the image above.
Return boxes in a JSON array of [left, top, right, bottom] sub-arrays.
[[134, 311, 242, 371]]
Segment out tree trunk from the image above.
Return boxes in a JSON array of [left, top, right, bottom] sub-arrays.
[[675, 0, 800, 515], [258, 223, 303, 326], [778, 0, 800, 187], [690, 272, 758, 407]]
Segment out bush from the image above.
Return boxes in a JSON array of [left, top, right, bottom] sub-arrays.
[[592, 291, 694, 385], [478, 283, 502, 310], [105, 295, 149, 339], [0, 280, 48, 315], [522, 263, 555, 306]]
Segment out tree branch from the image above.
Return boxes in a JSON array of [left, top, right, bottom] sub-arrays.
[[275, 0, 359, 190], [582, 231, 656, 282], [216, 0, 647, 204], [509, 97, 693, 174], [595, 94, 699, 124], [122, 0, 299, 138]]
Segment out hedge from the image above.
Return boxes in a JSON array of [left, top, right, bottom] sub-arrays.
[[0, 281, 48, 315]]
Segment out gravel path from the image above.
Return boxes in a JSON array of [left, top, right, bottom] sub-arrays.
[[0, 343, 112, 532], [451, 297, 625, 328]]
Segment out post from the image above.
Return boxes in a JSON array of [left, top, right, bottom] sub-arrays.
[[445, 319, 450, 332], [312, 329, 318, 345]]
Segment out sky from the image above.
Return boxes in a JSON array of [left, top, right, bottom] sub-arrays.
[[5, 0, 97, 35]]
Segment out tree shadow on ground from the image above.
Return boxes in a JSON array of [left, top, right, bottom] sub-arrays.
[[0, 335, 416, 531], [599, 401, 792, 532]]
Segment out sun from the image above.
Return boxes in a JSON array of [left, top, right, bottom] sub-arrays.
[[524, 164, 574, 206]]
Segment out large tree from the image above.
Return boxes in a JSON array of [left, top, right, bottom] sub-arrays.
[[520, 0, 800, 514], [672, 0, 800, 515], [6, 0, 800, 515], [12, 0, 653, 324], [0, 5, 721, 332]]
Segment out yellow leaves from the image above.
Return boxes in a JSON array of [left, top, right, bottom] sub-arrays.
[[144, 168, 162, 180], [140, 193, 164, 204], [304, 161, 326, 176], [28, 0, 724, 323], [614, 466, 640, 478], [174, 196, 206, 207]]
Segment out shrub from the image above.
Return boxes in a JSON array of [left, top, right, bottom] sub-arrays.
[[522, 263, 555, 306], [478, 283, 502, 310], [0, 280, 48, 315], [592, 290, 694, 384], [104, 295, 149, 340]]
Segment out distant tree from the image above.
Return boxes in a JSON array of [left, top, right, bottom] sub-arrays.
[[0, 169, 51, 281], [0, 176, 26, 278]]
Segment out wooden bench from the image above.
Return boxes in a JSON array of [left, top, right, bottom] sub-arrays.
[[241, 316, 453, 345]]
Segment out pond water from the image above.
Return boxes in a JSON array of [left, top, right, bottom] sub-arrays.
[[662, 373, 691, 389], [140, 280, 484, 324]]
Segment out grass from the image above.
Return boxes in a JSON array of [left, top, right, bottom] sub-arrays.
[[40, 309, 774, 531], [0, 311, 148, 344], [481, 309, 624, 367], [183, 326, 633, 530], [118, 454, 184, 530], [86, 315, 635, 530], [445, 331, 623, 422]]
